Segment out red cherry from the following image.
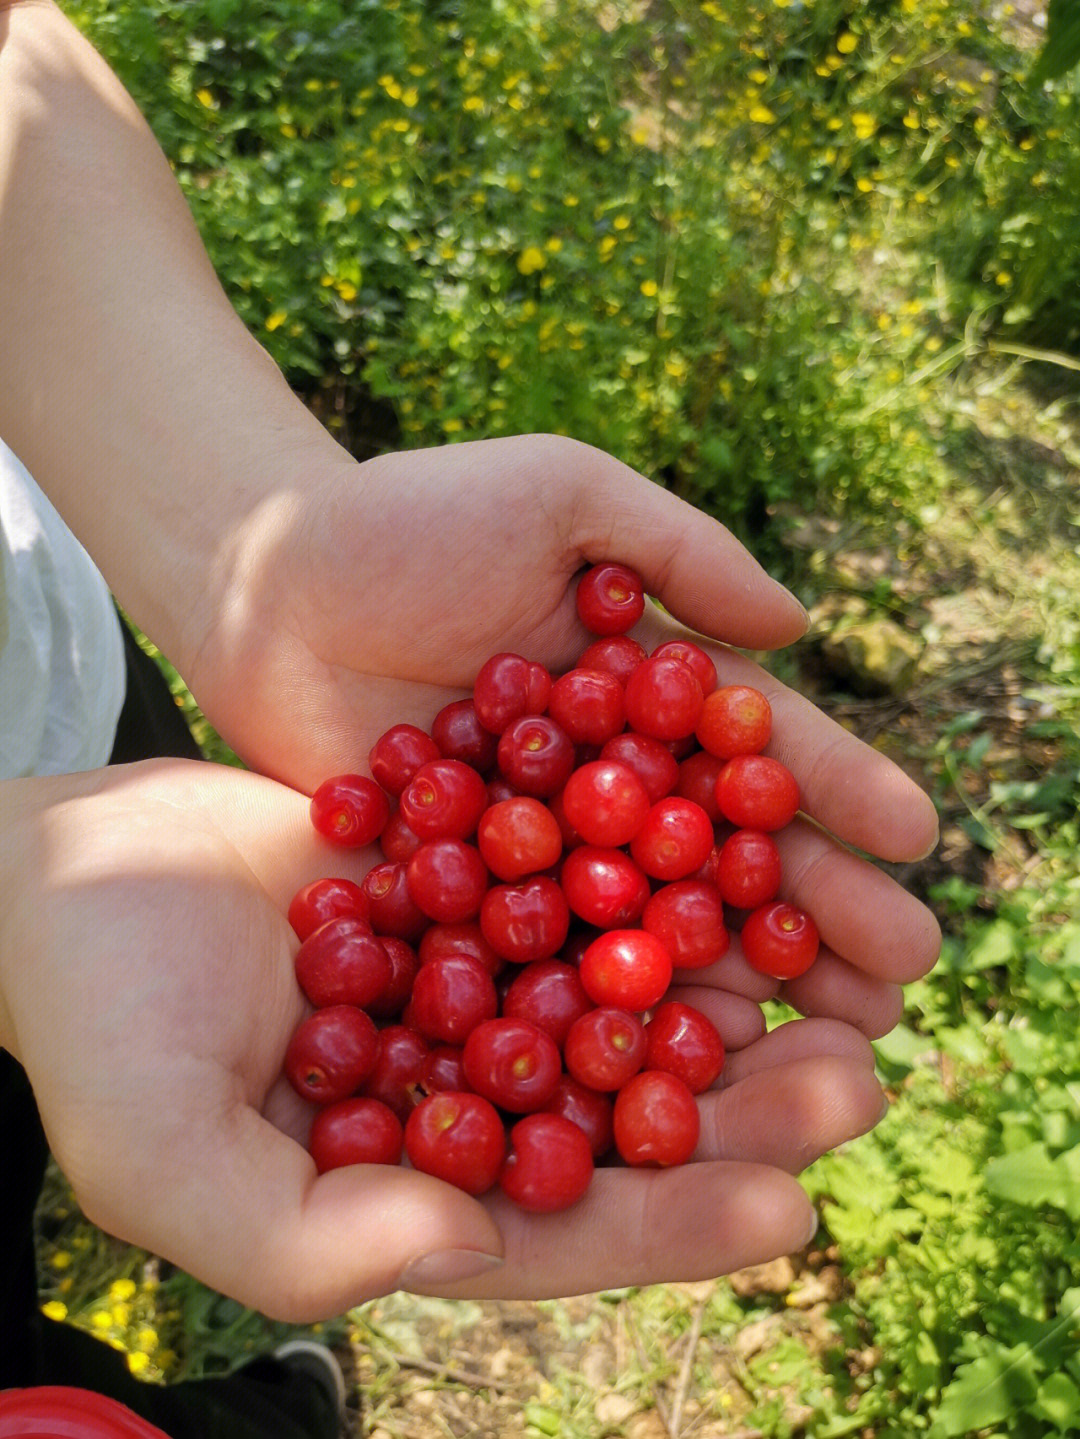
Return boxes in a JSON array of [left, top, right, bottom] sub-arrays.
[[369, 724, 441, 796], [431, 699, 500, 772], [361, 861, 428, 940], [406, 838, 489, 923], [559, 846, 651, 929], [651, 638, 718, 696], [361, 1024, 428, 1121], [500, 1113, 595, 1212], [740, 901, 820, 979], [579, 929, 673, 1012], [576, 562, 646, 636], [714, 829, 782, 910], [284, 1005, 379, 1105], [480, 875, 571, 964], [576, 633, 647, 685], [623, 656, 704, 741], [644, 1001, 725, 1093], [641, 880, 729, 970], [406, 952, 499, 1044], [542, 1075, 615, 1157], [675, 750, 726, 824], [696, 684, 772, 759], [399, 758, 489, 840], [404, 1091, 506, 1196], [563, 1007, 647, 1092], [613, 1070, 700, 1167], [715, 755, 799, 831], [477, 797, 563, 882], [308, 1097, 404, 1172], [497, 715, 576, 797], [560, 760, 650, 849], [629, 797, 715, 882], [418, 920, 504, 976], [380, 808, 425, 863], [547, 669, 626, 746], [294, 917, 393, 1011], [310, 773, 390, 847], [501, 959, 594, 1048], [473, 652, 552, 735], [365, 937, 420, 1019], [599, 731, 680, 803], [420, 1045, 469, 1095], [462, 1017, 562, 1113], [287, 877, 371, 942]]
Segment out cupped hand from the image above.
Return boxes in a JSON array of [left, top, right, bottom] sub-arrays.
[[183, 433, 941, 1040], [0, 759, 886, 1322]]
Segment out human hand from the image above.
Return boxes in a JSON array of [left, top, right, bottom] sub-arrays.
[[0, 758, 890, 1320], [182, 434, 940, 1041]]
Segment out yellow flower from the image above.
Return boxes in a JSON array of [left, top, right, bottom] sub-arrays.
[[402, 88, 419, 107], [851, 112, 877, 139], [630, 124, 650, 145], [598, 235, 617, 259], [135, 1326, 160, 1353], [195, 88, 216, 110], [127, 1352, 152, 1375], [42, 1301, 68, 1322], [545, 237, 563, 252], [463, 95, 484, 112], [517, 246, 547, 275], [443, 418, 464, 432], [612, 215, 631, 231], [111, 1302, 132, 1328], [903, 112, 920, 130], [90, 1310, 113, 1331], [748, 104, 776, 124], [995, 271, 1011, 286], [265, 312, 287, 331], [856, 176, 874, 192], [109, 1279, 138, 1305], [50, 1251, 72, 1270], [836, 32, 857, 54], [640, 279, 659, 297]]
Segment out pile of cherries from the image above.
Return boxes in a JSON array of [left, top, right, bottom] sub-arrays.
[[282, 562, 818, 1213]]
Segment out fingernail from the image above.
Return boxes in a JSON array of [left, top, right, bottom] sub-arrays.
[[803, 1207, 820, 1248], [879, 1092, 892, 1123], [398, 1248, 504, 1289]]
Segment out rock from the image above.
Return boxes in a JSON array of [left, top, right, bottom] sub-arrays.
[[819, 611, 922, 695]]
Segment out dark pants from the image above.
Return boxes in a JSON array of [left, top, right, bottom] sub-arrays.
[[0, 619, 340, 1438]]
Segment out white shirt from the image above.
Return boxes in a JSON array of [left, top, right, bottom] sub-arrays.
[[0, 439, 126, 778]]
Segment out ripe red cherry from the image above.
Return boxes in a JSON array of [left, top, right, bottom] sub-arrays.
[[497, 715, 576, 797], [430, 699, 500, 772], [600, 731, 680, 802], [542, 1075, 615, 1157], [284, 1005, 379, 1105], [641, 879, 729, 970], [651, 638, 718, 696], [713, 829, 782, 910], [420, 1045, 469, 1095], [623, 655, 704, 741], [368, 724, 441, 796], [406, 952, 499, 1044], [501, 959, 594, 1047], [361, 1024, 428, 1121], [644, 1001, 725, 1093], [696, 684, 772, 759], [715, 755, 800, 831], [576, 633, 647, 685], [480, 875, 571, 963], [473, 652, 552, 735], [675, 750, 725, 824], [477, 797, 563, 882], [576, 562, 646, 636], [740, 901, 820, 979], [629, 797, 715, 882], [379, 808, 424, 864], [310, 774, 390, 847], [404, 1091, 506, 1195], [463, 1017, 562, 1113], [559, 846, 651, 929], [308, 1097, 404, 1173], [547, 669, 626, 746], [579, 929, 673, 1012], [500, 1112, 595, 1212], [361, 861, 428, 940], [613, 1070, 700, 1167], [418, 920, 504, 976], [293, 917, 393, 1011], [399, 758, 489, 840], [287, 877, 371, 942], [406, 838, 489, 923], [564, 1007, 647, 1091], [560, 760, 650, 848]]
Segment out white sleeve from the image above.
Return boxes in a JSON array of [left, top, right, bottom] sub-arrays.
[[0, 439, 126, 778]]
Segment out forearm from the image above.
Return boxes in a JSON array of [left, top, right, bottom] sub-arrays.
[[0, 1, 347, 672]]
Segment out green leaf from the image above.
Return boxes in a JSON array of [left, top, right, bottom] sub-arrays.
[[985, 1142, 1080, 1219], [931, 1346, 1040, 1437], [1033, 1372, 1080, 1431], [1030, 0, 1080, 83]]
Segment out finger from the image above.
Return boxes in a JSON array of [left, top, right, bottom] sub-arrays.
[[772, 818, 942, 985], [659, 982, 768, 1052], [697, 1051, 885, 1173], [83, 1094, 506, 1324], [425, 1161, 816, 1300], [779, 952, 905, 1039], [716, 1016, 877, 1087], [567, 442, 810, 651]]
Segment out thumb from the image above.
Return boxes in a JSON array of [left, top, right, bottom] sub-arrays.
[[568, 443, 809, 650], [124, 1103, 504, 1323]]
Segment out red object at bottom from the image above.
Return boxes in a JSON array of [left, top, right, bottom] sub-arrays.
[[0, 1388, 171, 1439]]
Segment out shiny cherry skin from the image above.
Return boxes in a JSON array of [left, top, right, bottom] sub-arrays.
[[559, 846, 651, 929], [740, 900, 820, 979], [310, 773, 390, 847], [404, 1091, 506, 1196], [599, 731, 680, 802], [547, 669, 626, 746], [500, 1113, 595, 1212], [564, 1007, 647, 1092], [368, 724, 441, 796], [576, 633, 647, 684], [613, 1070, 700, 1167], [641, 879, 729, 970], [714, 829, 783, 910], [473, 652, 552, 735], [463, 1017, 562, 1113], [480, 875, 571, 963], [715, 754, 799, 832], [629, 797, 715, 882], [406, 838, 489, 923], [623, 655, 704, 742], [430, 698, 500, 771], [542, 1074, 615, 1157], [696, 684, 772, 759], [579, 929, 673, 1012], [399, 758, 489, 841], [496, 715, 576, 798], [308, 1097, 404, 1173], [477, 796, 563, 882], [288, 877, 370, 942], [293, 917, 393, 1011], [576, 562, 646, 636], [284, 1005, 379, 1106], [644, 1001, 725, 1093], [560, 760, 650, 849], [500, 959, 594, 1048], [406, 952, 499, 1045]]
